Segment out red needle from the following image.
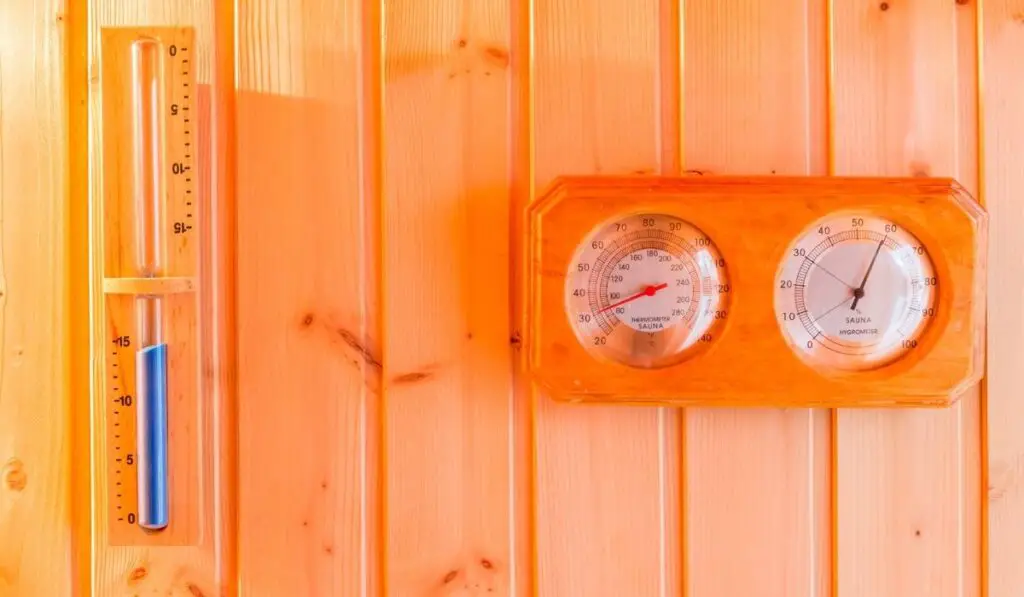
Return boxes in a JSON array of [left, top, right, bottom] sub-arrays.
[[597, 282, 668, 313]]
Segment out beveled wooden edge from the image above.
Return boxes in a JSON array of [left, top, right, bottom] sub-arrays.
[[523, 174, 988, 408], [950, 181, 989, 391]]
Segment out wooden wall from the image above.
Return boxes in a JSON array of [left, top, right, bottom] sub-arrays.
[[1, 0, 1022, 595]]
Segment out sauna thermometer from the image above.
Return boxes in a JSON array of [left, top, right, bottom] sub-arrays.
[[524, 176, 987, 408], [565, 212, 729, 368], [96, 26, 199, 546]]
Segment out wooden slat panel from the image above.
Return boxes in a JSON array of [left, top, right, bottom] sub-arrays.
[[69, 0, 93, 592], [0, 1, 72, 595], [681, 1, 831, 596], [208, 0, 240, 593], [532, 2, 682, 595], [509, 0, 535, 594], [84, 2, 227, 594], [381, 1, 519, 594], [982, 0, 1024, 595], [831, 0, 981, 595], [955, 6, 982, 597], [235, 0, 382, 595]]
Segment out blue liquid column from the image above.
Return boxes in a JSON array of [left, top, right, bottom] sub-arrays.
[[135, 343, 169, 528]]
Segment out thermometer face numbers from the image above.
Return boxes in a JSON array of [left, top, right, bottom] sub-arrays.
[[774, 214, 938, 371], [565, 213, 729, 368]]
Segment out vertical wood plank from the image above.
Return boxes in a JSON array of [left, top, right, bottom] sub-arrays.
[[509, 0, 537, 593], [0, 1, 72, 595], [532, 2, 682, 594], [956, 6, 982, 597], [831, 0, 981, 595], [982, 0, 1024, 594], [69, 0, 93, 591], [235, 0, 382, 595], [85, 2, 227, 594], [381, 1, 520, 594], [208, 0, 239, 593], [681, 1, 831, 596]]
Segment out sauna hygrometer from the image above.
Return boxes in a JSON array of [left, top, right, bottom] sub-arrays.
[[524, 176, 987, 408], [773, 213, 939, 372]]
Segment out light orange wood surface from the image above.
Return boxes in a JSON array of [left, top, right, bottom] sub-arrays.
[[2, 0, 1024, 596], [531, 1, 682, 594], [235, 0, 380, 594], [831, 2, 983, 596], [982, 1, 1024, 597], [681, 3, 831, 595], [382, 0, 520, 594], [0, 1, 72, 595]]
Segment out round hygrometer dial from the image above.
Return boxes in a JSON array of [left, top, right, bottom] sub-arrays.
[[774, 213, 938, 371]]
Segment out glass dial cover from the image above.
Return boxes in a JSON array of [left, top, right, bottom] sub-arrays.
[[565, 212, 729, 368], [774, 213, 938, 371]]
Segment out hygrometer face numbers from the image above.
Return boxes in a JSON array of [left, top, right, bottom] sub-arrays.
[[565, 213, 729, 368], [774, 213, 938, 371]]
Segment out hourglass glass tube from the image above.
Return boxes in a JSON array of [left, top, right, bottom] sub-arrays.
[[130, 37, 169, 531]]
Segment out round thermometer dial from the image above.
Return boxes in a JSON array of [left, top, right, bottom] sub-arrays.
[[774, 214, 938, 371], [565, 213, 729, 368]]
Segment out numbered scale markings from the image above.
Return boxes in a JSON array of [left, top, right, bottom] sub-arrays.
[[774, 214, 939, 371], [565, 213, 730, 368]]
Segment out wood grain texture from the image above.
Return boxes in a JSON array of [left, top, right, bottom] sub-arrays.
[[509, 0, 535, 593], [2, 2, 1019, 595], [85, 2, 225, 594], [207, 0, 239, 593], [831, 0, 981, 595], [381, 1, 520, 595], [0, 1, 72, 595], [68, 0, 92, 591], [680, 0, 831, 595], [235, 0, 382, 595], [955, 5, 982, 597], [532, 1, 682, 595], [982, 0, 1024, 594]]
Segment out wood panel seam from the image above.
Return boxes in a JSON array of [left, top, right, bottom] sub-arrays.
[[510, 0, 537, 593], [975, 0, 988, 594], [364, 0, 385, 594], [825, 1, 839, 595], [67, 0, 94, 592]]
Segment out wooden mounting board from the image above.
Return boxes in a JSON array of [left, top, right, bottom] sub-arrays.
[[524, 175, 987, 408], [95, 25, 200, 545]]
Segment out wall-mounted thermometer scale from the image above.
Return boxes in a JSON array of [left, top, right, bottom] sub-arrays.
[[564, 213, 730, 369], [95, 26, 200, 545], [524, 176, 987, 408]]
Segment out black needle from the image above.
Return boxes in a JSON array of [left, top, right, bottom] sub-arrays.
[[817, 294, 854, 321], [851, 236, 886, 310], [802, 255, 855, 290]]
